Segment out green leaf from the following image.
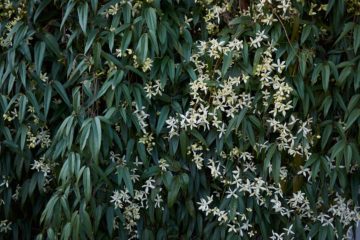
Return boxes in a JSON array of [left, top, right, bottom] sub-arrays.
[[19, 124, 27, 150], [318, 226, 328, 240], [145, 7, 157, 32], [225, 108, 247, 138], [311, 63, 322, 84], [347, 94, 360, 113], [80, 208, 93, 238], [167, 176, 181, 207], [123, 167, 134, 196], [136, 33, 149, 62], [311, 157, 321, 180], [344, 145, 352, 172], [299, 52, 307, 76], [301, 24, 312, 44], [19, 61, 27, 87], [345, 108, 360, 130], [354, 24, 360, 54], [44, 85, 52, 118], [321, 95, 332, 117], [167, 59, 175, 82], [71, 214, 80, 239], [83, 167, 91, 202], [93, 116, 102, 159], [61, 223, 71, 240], [60, 0, 75, 29], [334, 22, 354, 45], [253, 48, 263, 74], [60, 196, 71, 220], [180, 130, 187, 159], [185, 199, 195, 217], [42, 33, 61, 58], [33, 0, 51, 22], [321, 63, 330, 91], [77, 2, 88, 33], [190, 129, 207, 147], [304, 154, 319, 168], [94, 206, 102, 232], [80, 122, 91, 151], [18, 95, 27, 123], [272, 151, 281, 183], [34, 41, 46, 74], [85, 29, 97, 54], [337, 67, 352, 86], [53, 81, 72, 107], [330, 140, 345, 160], [263, 144, 276, 175], [321, 124, 332, 150], [156, 106, 170, 134], [126, 139, 135, 162], [106, 207, 114, 236], [221, 51, 233, 76]]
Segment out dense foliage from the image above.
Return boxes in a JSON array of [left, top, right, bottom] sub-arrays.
[[1, 0, 360, 239]]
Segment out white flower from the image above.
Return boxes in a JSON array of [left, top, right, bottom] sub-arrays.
[[218, 123, 226, 138], [154, 193, 163, 209], [107, 3, 119, 16], [207, 159, 222, 179], [250, 30, 268, 48], [197, 195, 213, 215], [144, 82, 154, 99], [166, 116, 179, 138], [110, 190, 123, 209], [288, 191, 306, 208], [240, 152, 254, 161], [225, 188, 238, 199], [240, 220, 252, 231], [216, 210, 228, 223], [227, 39, 243, 51], [40, 72, 48, 82], [133, 156, 143, 167], [270, 231, 284, 240], [0, 176, 9, 188], [297, 166, 311, 181], [192, 152, 204, 170], [142, 177, 156, 193], [142, 58, 153, 72], [283, 224, 294, 235], [0, 220, 11, 233], [317, 213, 334, 228], [31, 158, 51, 177], [227, 224, 238, 233], [115, 48, 123, 57], [158, 159, 169, 172], [239, 179, 252, 194], [267, 118, 280, 131], [130, 169, 140, 183], [110, 151, 122, 162], [133, 104, 150, 133], [272, 59, 286, 74]]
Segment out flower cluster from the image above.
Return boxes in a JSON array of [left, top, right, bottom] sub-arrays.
[[160, 0, 360, 238], [144, 80, 163, 100], [133, 103, 150, 133], [110, 176, 163, 239], [0, 0, 27, 47], [1, 0, 359, 239], [27, 128, 51, 149], [0, 219, 11, 233], [252, 0, 298, 23], [30, 156, 57, 191]]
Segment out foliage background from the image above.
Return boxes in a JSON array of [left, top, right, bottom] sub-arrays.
[[1, 0, 360, 239]]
